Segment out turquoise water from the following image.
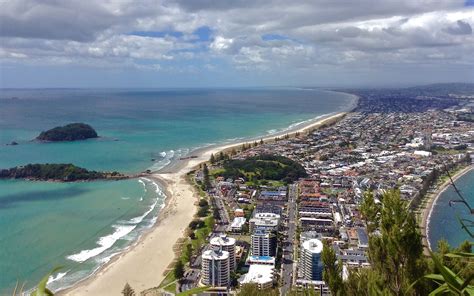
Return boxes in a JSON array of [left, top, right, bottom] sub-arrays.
[[0, 88, 354, 293], [428, 169, 474, 250]]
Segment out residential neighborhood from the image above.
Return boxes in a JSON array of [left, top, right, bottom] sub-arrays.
[[158, 91, 474, 295]]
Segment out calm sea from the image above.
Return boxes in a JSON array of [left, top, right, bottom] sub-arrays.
[[428, 169, 474, 250], [0, 88, 354, 293]]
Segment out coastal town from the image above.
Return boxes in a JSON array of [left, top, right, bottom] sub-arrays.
[[153, 87, 474, 295]]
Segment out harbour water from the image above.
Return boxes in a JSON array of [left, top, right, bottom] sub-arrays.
[[0, 88, 354, 293], [427, 168, 474, 250]]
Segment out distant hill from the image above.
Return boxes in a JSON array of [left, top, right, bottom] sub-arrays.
[[37, 123, 98, 142], [406, 83, 474, 96], [0, 163, 126, 182]]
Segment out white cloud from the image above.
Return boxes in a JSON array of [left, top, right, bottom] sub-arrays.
[[0, 0, 473, 84]]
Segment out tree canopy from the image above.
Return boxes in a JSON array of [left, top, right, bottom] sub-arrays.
[[219, 154, 307, 183]]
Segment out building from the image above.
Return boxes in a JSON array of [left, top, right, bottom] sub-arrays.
[[239, 264, 275, 289], [301, 239, 324, 281], [299, 217, 334, 233], [249, 212, 280, 233], [251, 227, 277, 257], [247, 255, 276, 266], [300, 231, 323, 243], [210, 235, 237, 271], [201, 249, 230, 287], [258, 189, 287, 201], [229, 217, 246, 232], [255, 203, 283, 215]]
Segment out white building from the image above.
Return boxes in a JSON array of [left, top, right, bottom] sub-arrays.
[[229, 217, 246, 232], [251, 227, 277, 257], [201, 249, 230, 287], [249, 213, 280, 233], [210, 235, 237, 271], [239, 264, 275, 290], [301, 239, 324, 281]]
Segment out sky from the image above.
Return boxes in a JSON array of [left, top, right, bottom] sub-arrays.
[[0, 0, 473, 88]]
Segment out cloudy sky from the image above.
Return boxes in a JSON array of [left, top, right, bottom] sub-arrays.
[[0, 0, 473, 88]]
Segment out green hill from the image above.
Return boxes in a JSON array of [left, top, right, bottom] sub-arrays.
[[37, 123, 98, 142]]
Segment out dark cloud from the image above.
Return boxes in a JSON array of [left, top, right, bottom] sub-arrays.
[[445, 20, 473, 35], [0, 1, 115, 41]]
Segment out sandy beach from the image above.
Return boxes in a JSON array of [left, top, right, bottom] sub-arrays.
[[420, 164, 473, 255], [61, 95, 357, 296]]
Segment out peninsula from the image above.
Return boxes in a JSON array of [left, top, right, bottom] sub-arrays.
[[0, 163, 126, 182], [36, 123, 98, 142]]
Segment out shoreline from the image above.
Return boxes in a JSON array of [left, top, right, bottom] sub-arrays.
[[420, 164, 473, 254], [60, 93, 358, 295]]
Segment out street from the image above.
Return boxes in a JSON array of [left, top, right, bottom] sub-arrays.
[[280, 184, 298, 296]]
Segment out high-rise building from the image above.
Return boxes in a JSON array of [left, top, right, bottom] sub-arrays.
[[201, 249, 230, 287], [210, 235, 237, 271], [251, 227, 277, 257], [249, 212, 280, 233], [301, 238, 323, 281]]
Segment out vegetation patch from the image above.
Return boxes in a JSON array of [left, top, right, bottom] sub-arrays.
[[0, 163, 125, 182], [219, 154, 307, 184], [36, 123, 98, 142]]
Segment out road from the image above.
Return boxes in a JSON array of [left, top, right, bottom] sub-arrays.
[[181, 188, 230, 293], [280, 183, 298, 296]]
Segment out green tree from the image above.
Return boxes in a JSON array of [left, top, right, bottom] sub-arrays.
[[344, 268, 384, 296], [238, 284, 279, 296], [321, 240, 344, 295], [360, 191, 380, 233], [367, 190, 427, 295], [413, 250, 474, 295], [198, 199, 209, 207], [183, 243, 193, 262], [210, 153, 216, 164], [287, 288, 320, 295], [122, 282, 135, 296], [202, 163, 211, 190], [174, 260, 185, 281]]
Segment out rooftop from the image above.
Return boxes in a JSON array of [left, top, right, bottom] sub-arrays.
[[202, 249, 229, 261], [210, 235, 236, 246], [239, 264, 275, 285], [302, 238, 323, 254]]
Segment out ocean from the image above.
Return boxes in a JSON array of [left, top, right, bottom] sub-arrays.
[[0, 88, 354, 293], [428, 168, 474, 250]]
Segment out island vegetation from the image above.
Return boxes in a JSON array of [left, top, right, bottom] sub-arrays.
[[0, 163, 126, 182], [36, 123, 98, 142], [217, 154, 307, 184]]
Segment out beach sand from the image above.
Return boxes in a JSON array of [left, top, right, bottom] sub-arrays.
[[62, 103, 356, 296], [420, 164, 473, 255]]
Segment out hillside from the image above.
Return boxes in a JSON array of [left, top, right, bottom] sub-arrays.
[[0, 163, 125, 182]]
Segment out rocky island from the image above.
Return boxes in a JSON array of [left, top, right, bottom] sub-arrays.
[[36, 123, 98, 142], [0, 164, 127, 182]]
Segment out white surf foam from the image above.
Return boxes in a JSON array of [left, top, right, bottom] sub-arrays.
[[129, 199, 158, 224], [66, 224, 137, 263], [47, 271, 69, 285]]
